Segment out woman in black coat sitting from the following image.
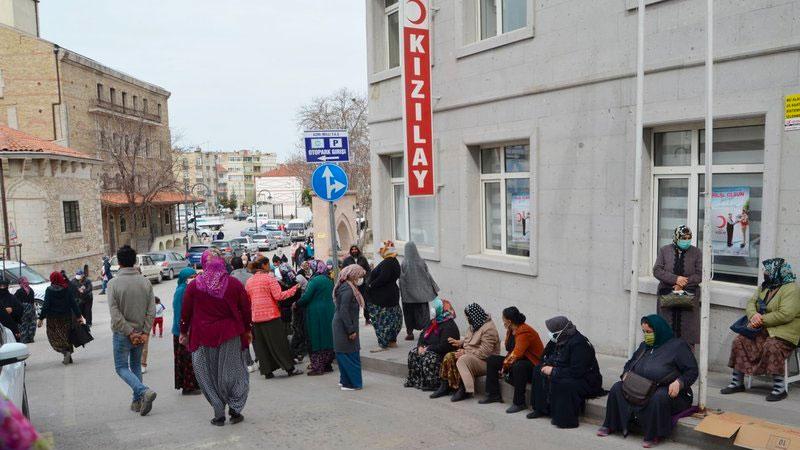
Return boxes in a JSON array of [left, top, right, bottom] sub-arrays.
[[404, 298, 459, 390], [598, 314, 698, 448], [527, 316, 605, 428]]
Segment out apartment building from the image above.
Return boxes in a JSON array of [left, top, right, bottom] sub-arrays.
[[217, 150, 278, 206]]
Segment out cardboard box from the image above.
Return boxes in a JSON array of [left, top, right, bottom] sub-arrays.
[[696, 412, 800, 450]]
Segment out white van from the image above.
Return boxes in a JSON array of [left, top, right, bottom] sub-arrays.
[[286, 219, 308, 242]]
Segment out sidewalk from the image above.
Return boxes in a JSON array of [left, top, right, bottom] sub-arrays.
[[357, 320, 800, 449]]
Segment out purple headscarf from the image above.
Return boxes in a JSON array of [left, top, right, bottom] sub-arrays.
[[194, 249, 229, 299], [308, 259, 330, 278]]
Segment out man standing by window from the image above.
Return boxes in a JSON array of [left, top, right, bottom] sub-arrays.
[[107, 245, 158, 416]]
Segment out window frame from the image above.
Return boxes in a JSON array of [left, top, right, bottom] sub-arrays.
[[62, 200, 81, 234], [384, 0, 400, 70], [479, 143, 531, 257], [649, 119, 766, 285], [477, 0, 526, 41], [388, 154, 438, 250]]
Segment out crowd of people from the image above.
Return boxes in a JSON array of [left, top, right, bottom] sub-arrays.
[[16, 222, 799, 448]]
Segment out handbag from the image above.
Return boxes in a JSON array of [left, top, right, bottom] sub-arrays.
[[658, 291, 695, 310], [621, 349, 679, 406], [730, 316, 761, 340], [68, 323, 94, 347]]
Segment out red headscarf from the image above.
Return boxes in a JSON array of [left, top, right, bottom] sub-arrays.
[[49, 271, 69, 289]]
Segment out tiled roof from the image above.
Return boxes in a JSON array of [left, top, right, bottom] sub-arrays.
[[102, 191, 202, 207], [257, 166, 295, 178], [0, 125, 101, 161]]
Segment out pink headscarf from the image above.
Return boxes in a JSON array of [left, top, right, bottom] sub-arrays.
[[194, 250, 229, 299], [18, 277, 30, 294]]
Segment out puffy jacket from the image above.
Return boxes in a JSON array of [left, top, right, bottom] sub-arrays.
[[245, 272, 298, 323], [746, 283, 800, 345]]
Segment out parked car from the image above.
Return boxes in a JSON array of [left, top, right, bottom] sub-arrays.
[[184, 226, 215, 238], [147, 251, 190, 280], [240, 227, 260, 238], [252, 234, 278, 251], [210, 240, 244, 259], [109, 254, 161, 283], [246, 215, 254, 223], [266, 230, 291, 247], [186, 245, 210, 268], [263, 219, 285, 231], [233, 211, 248, 221], [3, 261, 50, 316], [286, 219, 309, 242], [231, 236, 259, 254], [0, 324, 30, 417]]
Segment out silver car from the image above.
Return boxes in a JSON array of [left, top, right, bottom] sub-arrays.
[[147, 251, 190, 280], [231, 236, 259, 254], [266, 230, 291, 247], [252, 234, 277, 251]]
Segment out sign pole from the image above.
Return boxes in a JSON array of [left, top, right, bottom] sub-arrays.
[[328, 200, 338, 278]]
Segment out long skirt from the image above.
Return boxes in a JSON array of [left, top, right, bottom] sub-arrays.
[[192, 336, 249, 419], [173, 336, 199, 391], [252, 319, 295, 375], [19, 303, 36, 344], [45, 315, 73, 354], [531, 366, 593, 429], [603, 381, 692, 441], [405, 349, 443, 390], [290, 306, 310, 359], [440, 352, 462, 389], [728, 331, 795, 376], [402, 302, 430, 332], [309, 349, 335, 373], [367, 303, 402, 348], [337, 351, 362, 389]]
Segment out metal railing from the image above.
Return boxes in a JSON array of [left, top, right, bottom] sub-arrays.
[[94, 99, 162, 123]]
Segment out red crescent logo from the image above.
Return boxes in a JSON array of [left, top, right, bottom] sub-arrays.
[[407, 0, 427, 25], [716, 215, 727, 228]]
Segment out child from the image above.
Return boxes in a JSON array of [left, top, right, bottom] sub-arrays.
[[152, 297, 166, 338]]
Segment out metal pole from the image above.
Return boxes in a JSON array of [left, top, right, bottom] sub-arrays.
[[183, 163, 189, 252], [698, 0, 714, 411], [192, 202, 197, 234], [0, 159, 10, 259], [329, 201, 339, 278], [627, 0, 646, 356]]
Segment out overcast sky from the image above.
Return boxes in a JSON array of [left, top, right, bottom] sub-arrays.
[[39, 1, 368, 161]]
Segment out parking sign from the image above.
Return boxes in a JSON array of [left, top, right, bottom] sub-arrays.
[[303, 130, 350, 163]]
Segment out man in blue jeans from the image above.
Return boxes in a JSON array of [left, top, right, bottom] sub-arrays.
[[107, 245, 157, 415]]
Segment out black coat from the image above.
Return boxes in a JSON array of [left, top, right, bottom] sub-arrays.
[[39, 286, 81, 320], [69, 278, 93, 305], [14, 288, 35, 305], [541, 332, 604, 396], [0, 291, 23, 325], [367, 257, 400, 308], [417, 320, 459, 355]]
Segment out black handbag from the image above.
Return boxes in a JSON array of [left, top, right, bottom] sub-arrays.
[[69, 323, 94, 347], [621, 349, 678, 406], [730, 316, 761, 340]]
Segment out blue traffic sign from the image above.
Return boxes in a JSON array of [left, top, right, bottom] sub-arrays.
[[304, 130, 350, 163], [311, 163, 349, 202]]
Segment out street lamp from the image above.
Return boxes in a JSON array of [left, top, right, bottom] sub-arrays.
[[254, 189, 273, 229], [183, 182, 212, 250]]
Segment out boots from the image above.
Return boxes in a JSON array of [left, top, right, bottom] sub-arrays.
[[451, 385, 471, 402], [429, 380, 451, 399]]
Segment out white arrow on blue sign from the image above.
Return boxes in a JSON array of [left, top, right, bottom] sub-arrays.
[[311, 163, 349, 202], [304, 130, 350, 163]]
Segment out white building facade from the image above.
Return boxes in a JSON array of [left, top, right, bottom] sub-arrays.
[[254, 167, 303, 219], [365, 0, 800, 369]]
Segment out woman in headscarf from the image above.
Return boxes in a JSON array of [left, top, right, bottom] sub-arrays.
[[653, 225, 702, 345], [528, 316, 605, 428], [404, 298, 460, 391], [598, 315, 698, 448], [295, 260, 335, 375], [399, 241, 439, 341], [180, 249, 252, 426], [277, 263, 301, 337], [14, 277, 37, 343], [245, 257, 302, 378], [366, 240, 402, 352], [721, 258, 800, 402], [333, 264, 367, 390], [37, 271, 83, 364], [430, 303, 500, 401], [172, 267, 200, 396], [290, 262, 311, 362], [343, 245, 372, 325]]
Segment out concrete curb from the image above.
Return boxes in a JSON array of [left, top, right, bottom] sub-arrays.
[[361, 354, 733, 450]]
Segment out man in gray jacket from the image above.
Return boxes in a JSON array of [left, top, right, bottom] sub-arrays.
[[107, 245, 157, 416]]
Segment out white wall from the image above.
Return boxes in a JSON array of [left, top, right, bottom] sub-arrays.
[[254, 175, 303, 219]]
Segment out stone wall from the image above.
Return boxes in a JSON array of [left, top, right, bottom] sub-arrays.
[[312, 192, 357, 262]]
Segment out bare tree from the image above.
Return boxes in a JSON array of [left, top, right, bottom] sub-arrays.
[[96, 115, 182, 249], [287, 88, 371, 217]]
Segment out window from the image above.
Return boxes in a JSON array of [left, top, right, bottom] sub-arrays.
[[143, 98, 148, 113], [121, 92, 127, 109], [145, 139, 150, 157], [120, 214, 127, 233], [165, 212, 171, 225], [479, 145, 531, 257], [157, 103, 162, 117], [62, 201, 81, 233], [140, 213, 147, 228], [478, 0, 527, 40], [385, 0, 400, 69], [96, 83, 103, 101], [652, 123, 765, 285], [389, 155, 438, 248], [133, 95, 138, 111], [109, 87, 116, 104]]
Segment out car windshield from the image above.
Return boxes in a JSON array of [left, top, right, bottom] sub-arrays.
[[148, 254, 166, 262], [188, 246, 208, 253], [286, 223, 305, 230], [0, 264, 48, 284], [211, 241, 230, 247]]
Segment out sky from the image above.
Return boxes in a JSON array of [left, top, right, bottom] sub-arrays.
[[39, 1, 368, 161]]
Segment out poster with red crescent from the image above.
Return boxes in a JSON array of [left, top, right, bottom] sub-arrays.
[[711, 186, 750, 257]]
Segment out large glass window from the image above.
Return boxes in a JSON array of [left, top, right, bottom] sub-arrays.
[[385, 1, 400, 69], [651, 123, 765, 285], [390, 155, 437, 248], [479, 0, 527, 40], [480, 144, 531, 257]]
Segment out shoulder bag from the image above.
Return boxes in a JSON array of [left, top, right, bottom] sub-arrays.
[[621, 349, 679, 406]]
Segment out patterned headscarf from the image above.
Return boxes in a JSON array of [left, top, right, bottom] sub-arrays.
[[308, 259, 330, 278], [762, 258, 796, 290], [18, 277, 30, 294], [335, 264, 366, 308], [278, 263, 296, 284], [49, 271, 69, 289], [673, 225, 692, 246], [195, 249, 229, 299], [379, 240, 397, 259], [464, 303, 489, 332], [424, 297, 455, 339]]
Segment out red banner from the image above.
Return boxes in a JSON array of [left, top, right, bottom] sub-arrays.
[[402, 0, 434, 197]]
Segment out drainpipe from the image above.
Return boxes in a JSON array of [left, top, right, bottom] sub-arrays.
[[51, 44, 63, 142]]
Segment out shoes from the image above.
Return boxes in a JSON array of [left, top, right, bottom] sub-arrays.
[[642, 438, 661, 448], [264, 372, 275, 379], [324, 365, 334, 373], [450, 388, 471, 402], [766, 391, 788, 402], [404, 334, 414, 341], [229, 410, 244, 424], [287, 368, 304, 377], [141, 366, 147, 374], [506, 404, 526, 414], [341, 386, 361, 391], [479, 395, 503, 405], [526, 410, 545, 419], [720, 385, 745, 395], [596, 427, 611, 437], [130, 400, 141, 413], [210, 417, 225, 426], [420, 385, 437, 392], [248, 364, 258, 373], [181, 389, 202, 396], [388, 341, 398, 348], [139, 389, 157, 416], [370, 347, 388, 353], [429, 381, 451, 399]]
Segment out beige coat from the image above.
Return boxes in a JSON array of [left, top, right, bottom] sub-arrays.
[[462, 319, 501, 360]]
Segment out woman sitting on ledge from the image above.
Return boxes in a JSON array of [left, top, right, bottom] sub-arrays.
[[404, 298, 459, 391]]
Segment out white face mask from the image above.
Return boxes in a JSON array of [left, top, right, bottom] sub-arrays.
[[355, 278, 364, 286], [547, 324, 570, 343]]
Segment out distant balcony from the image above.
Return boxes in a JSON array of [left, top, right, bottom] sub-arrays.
[[90, 99, 162, 124]]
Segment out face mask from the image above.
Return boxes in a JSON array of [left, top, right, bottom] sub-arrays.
[[547, 324, 569, 343], [643, 331, 655, 346], [76, 275, 83, 280], [676, 239, 692, 250], [355, 278, 364, 286]]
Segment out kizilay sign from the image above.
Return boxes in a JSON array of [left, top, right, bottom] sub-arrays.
[[402, 0, 434, 197]]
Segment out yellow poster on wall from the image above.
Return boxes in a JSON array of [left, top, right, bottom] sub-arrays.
[[786, 94, 800, 131]]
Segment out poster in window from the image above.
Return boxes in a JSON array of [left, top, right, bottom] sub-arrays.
[[711, 187, 750, 257], [511, 194, 531, 244]]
